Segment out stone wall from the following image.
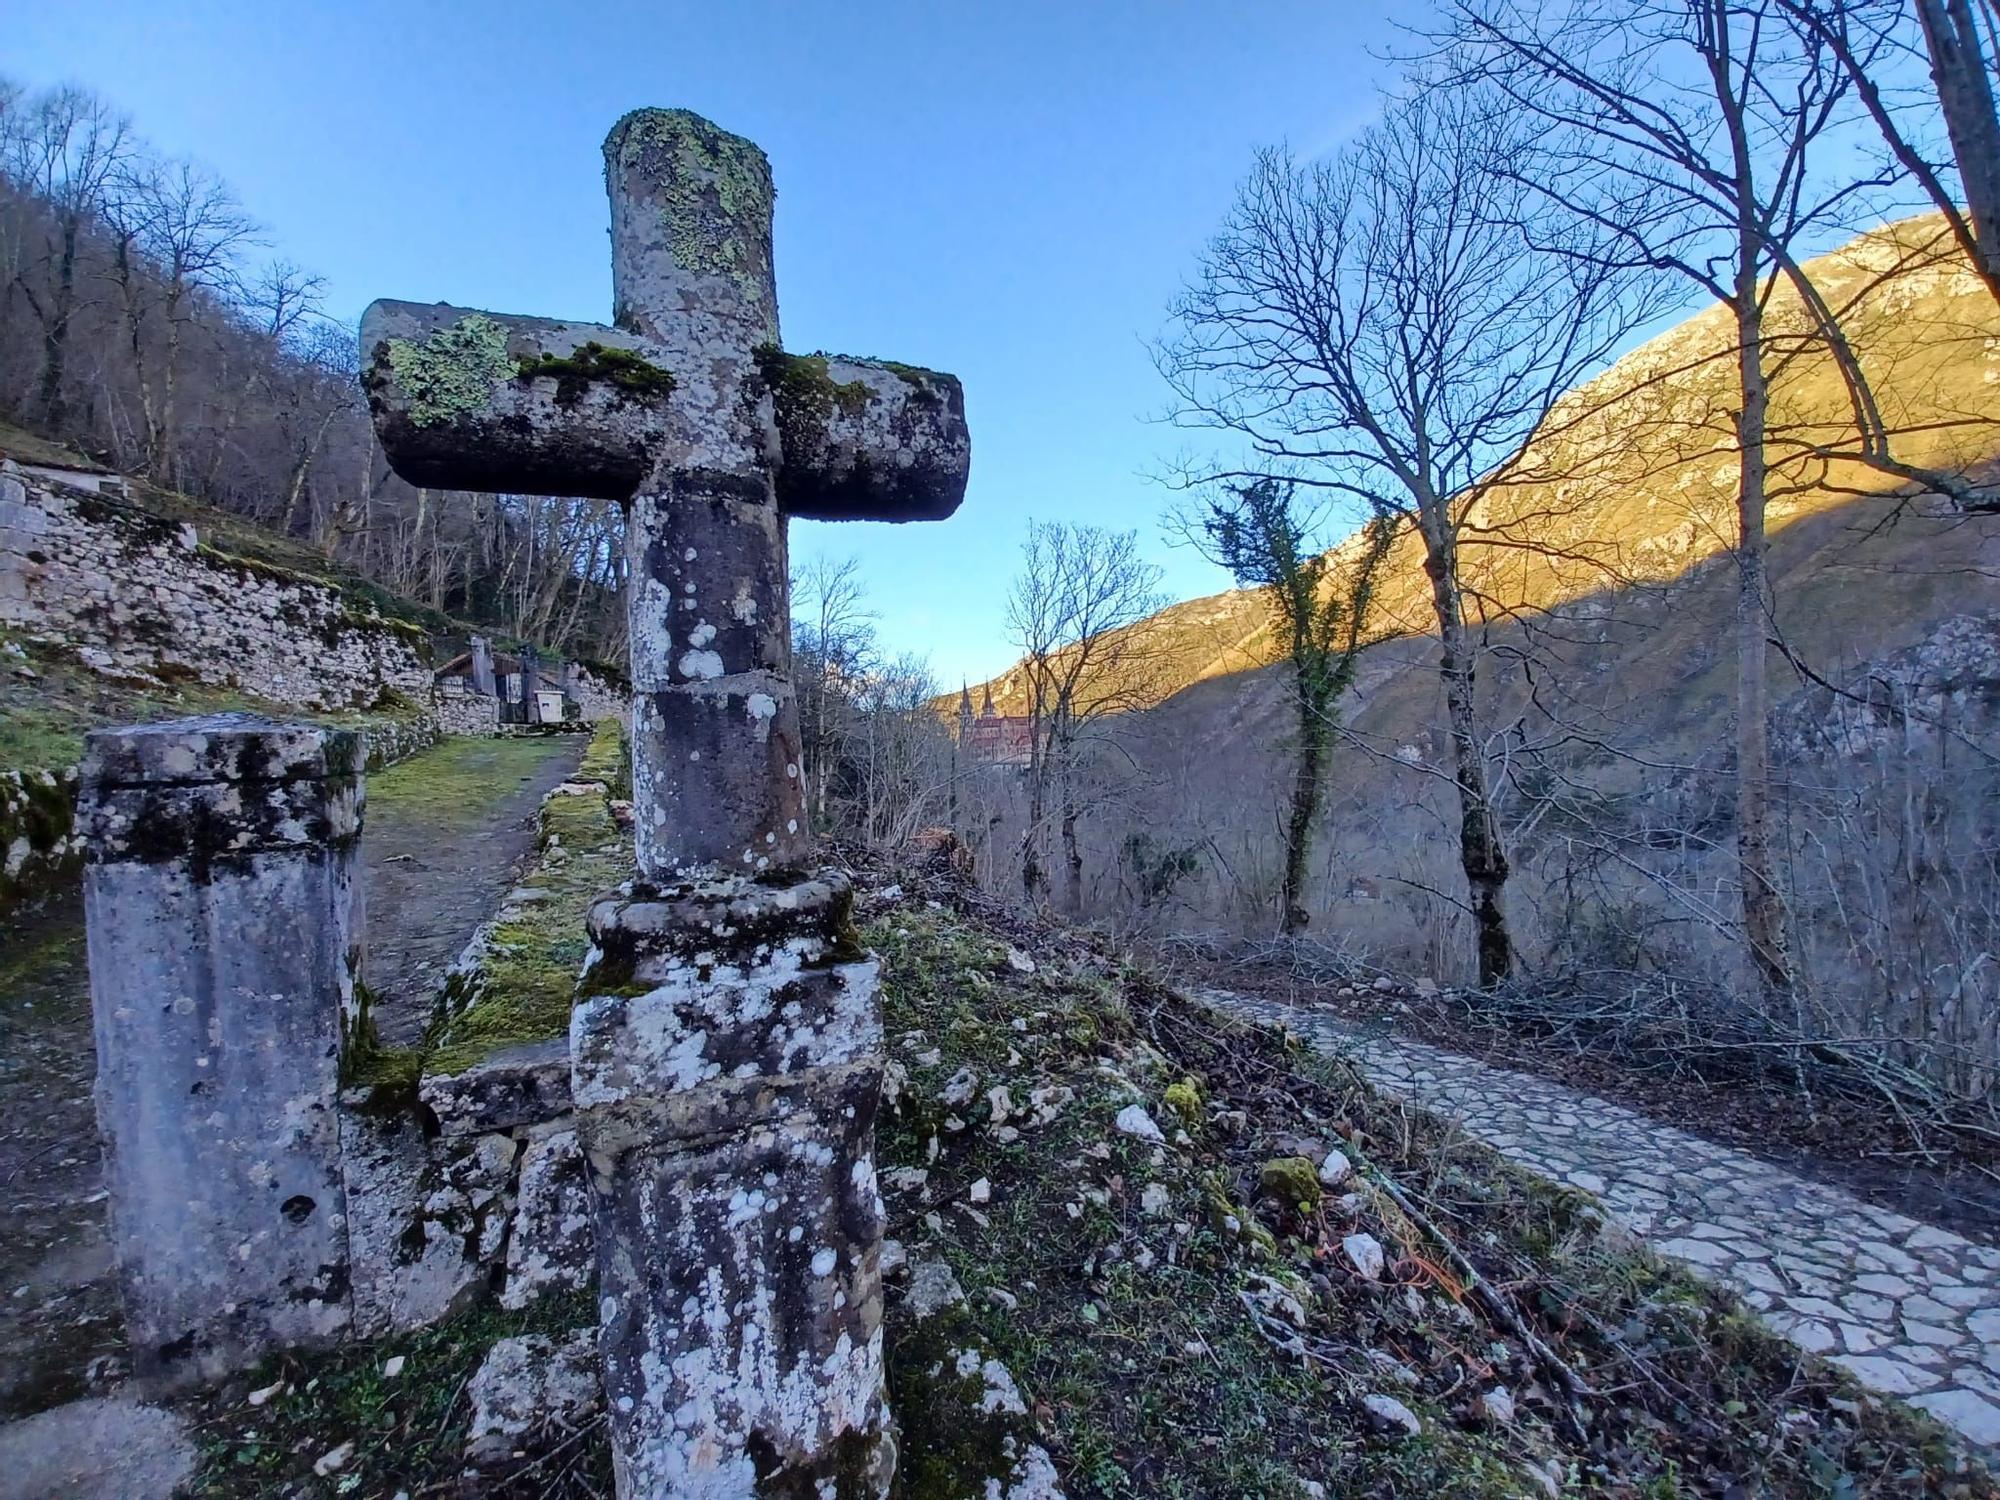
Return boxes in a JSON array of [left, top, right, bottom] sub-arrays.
[[566, 660, 626, 722], [434, 689, 500, 737], [0, 711, 437, 916], [0, 462, 432, 708]]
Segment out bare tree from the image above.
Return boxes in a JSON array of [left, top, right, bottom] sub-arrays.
[[792, 553, 877, 830], [1159, 79, 1656, 984], [1183, 478, 1394, 935], [1006, 521, 1167, 910], [5, 85, 129, 431], [1445, 0, 1919, 1000], [103, 155, 259, 484]]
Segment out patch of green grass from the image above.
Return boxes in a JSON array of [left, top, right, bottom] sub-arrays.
[[421, 725, 630, 1077], [184, 1289, 602, 1498], [365, 734, 577, 835]]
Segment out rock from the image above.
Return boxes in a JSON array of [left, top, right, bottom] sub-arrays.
[[314, 1441, 355, 1476], [1318, 1148, 1353, 1188], [382, 1355, 406, 1379], [986, 1286, 1020, 1311], [464, 1329, 601, 1466], [1242, 1273, 1309, 1328], [1141, 1182, 1172, 1217], [1343, 1232, 1387, 1281], [1363, 1349, 1420, 1387], [1005, 946, 1037, 973], [1259, 1156, 1322, 1212], [1477, 1386, 1516, 1426], [0, 1398, 197, 1500], [906, 1259, 968, 1320], [988, 1085, 1014, 1126], [500, 1127, 594, 1310], [1371, 976, 1397, 993], [941, 1066, 980, 1108], [969, 1177, 993, 1204], [880, 1239, 909, 1279], [1361, 1392, 1422, 1437], [1115, 1103, 1165, 1143], [1214, 1109, 1249, 1137], [1412, 977, 1440, 997]]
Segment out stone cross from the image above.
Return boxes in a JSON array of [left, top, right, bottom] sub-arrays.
[[362, 109, 968, 1498], [361, 107, 969, 882]]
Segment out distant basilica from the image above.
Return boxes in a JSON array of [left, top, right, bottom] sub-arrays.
[[957, 683, 1032, 765]]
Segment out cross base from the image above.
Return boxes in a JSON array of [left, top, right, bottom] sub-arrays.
[[573, 874, 894, 1499]]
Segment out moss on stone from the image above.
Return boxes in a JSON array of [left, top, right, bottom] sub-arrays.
[[1163, 1076, 1204, 1130], [515, 342, 675, 407], [380, 314, 514, 428], [753, 346, 877, 459], [1258, 1155, 1321, 1214]]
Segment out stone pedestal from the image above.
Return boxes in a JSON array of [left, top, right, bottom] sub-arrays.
[[79, 714, 361, 1388], [573, 872, 893, 1498]]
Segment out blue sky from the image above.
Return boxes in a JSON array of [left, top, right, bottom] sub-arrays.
[[8, 0, 1402, 685]]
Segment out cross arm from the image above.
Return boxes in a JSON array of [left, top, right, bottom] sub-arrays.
[[758, 350, 970, 522], [360, 300, 676, 500]]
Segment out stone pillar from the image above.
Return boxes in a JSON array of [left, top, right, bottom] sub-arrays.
[[79, 714, 361, 1388], [470, 634, 497, 696], [521, 643, 542, 725], [573, 872, 893, 1498]]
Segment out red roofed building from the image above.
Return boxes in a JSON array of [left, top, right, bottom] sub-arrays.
[[958, 683, 1033, 766]]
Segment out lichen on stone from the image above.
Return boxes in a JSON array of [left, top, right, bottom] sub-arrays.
[[380, 315, 514, 428], [754, 346, 878, 462], [608, 108, 774, 303]]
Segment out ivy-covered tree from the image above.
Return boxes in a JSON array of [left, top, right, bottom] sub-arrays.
[[1193, 478, 1392, 936]]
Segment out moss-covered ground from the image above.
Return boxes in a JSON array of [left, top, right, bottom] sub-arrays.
[[868, 858, 1993, 1499], [206, 839, 1994, 1496], [186, 1290, 604, 1498], [0, 632, 431, 777], [348, 720, 630, 1087]]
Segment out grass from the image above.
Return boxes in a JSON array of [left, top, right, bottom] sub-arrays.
[[185, 1290, 604, 1498], [184, 836, 1994, 1497], [867, 862, 1994, 1498], [366, 735, 585, 836], [0, 635, 437, 777]]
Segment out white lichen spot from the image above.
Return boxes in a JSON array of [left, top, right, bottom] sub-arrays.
[[687, 621, 717, 648], [680, 649, 725, 679], [811, 1247, 838, 1277], [747, 693, 777, 722]]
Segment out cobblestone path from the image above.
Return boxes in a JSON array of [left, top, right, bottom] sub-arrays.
[[1196, 987, 2000, 1453]]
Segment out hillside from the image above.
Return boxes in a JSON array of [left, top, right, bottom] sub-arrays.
[[967, 214, 2000, 718]]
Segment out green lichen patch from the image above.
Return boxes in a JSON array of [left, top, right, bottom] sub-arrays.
[[380, 314, 514, 428], [608, 108, 774, 307], [515, 342, 676, 407]]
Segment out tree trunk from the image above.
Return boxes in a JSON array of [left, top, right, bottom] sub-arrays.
[[1731, 289, 1793, 1000], [1280, 678, 1326, 937], [1061, 754, 1083, 916], [1919, 0, 2000, 296], [1419, 525, 1515, 985], [38, 222, 79, 431]]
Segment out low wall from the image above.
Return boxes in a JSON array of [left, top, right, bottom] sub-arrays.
[[0, 709, 438, 915], [434, 690, 500, 736], [0, 461, 431, 709]]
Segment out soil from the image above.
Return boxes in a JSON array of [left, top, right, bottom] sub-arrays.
[[0, 732, 583, 1419], [1185, 958, 2000, 1245]]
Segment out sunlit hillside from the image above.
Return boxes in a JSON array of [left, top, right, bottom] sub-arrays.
[[968, 213, 2000, 716]]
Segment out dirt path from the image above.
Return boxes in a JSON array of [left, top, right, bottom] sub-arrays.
[[362, 734, 584, 1043], [0, 732, 582, 1417]]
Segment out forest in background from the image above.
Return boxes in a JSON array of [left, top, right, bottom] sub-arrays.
[[0, 77, 627, 659]]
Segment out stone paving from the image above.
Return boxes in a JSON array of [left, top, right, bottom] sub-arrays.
[[1195, 986, 2000, 1453]]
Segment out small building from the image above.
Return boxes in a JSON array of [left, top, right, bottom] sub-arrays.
[[434, 636, 576, 726], [957, 683, 1033, 766]]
